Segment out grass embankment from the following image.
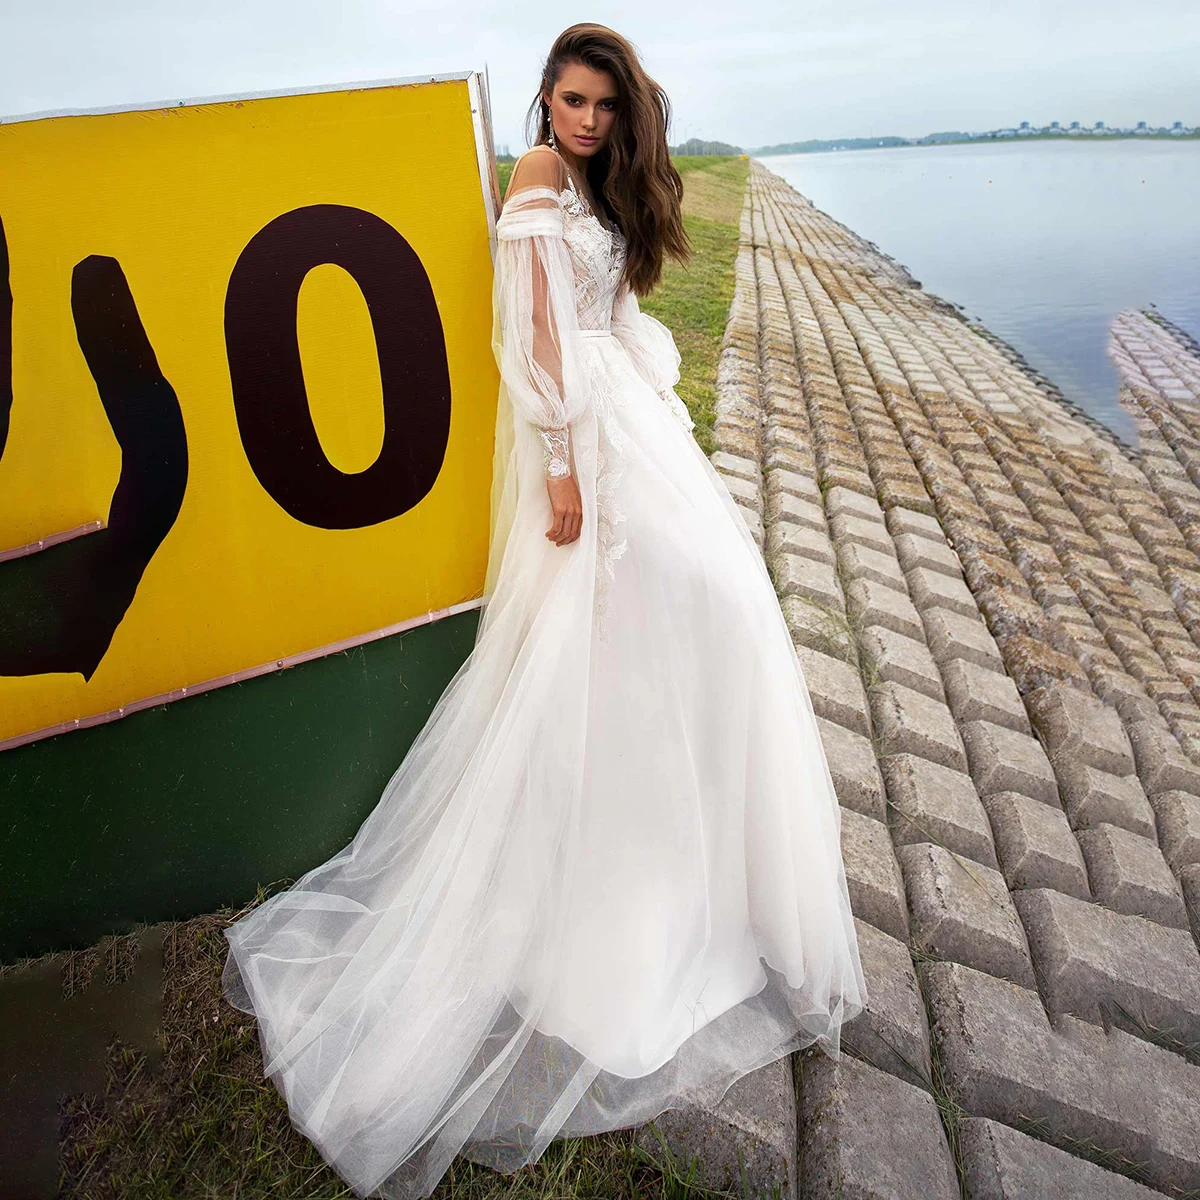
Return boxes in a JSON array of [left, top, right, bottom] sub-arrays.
[[498, 153, 750, 456], [52, 160, 759, 1198], [57, 917, 736, 1199]]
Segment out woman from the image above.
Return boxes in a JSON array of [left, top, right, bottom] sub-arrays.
[[222, 23, 866, 1200]]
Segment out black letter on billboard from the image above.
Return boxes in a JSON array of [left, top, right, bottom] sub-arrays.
[[225, 205, 451, 530], [0, 216, 11, 457], [0, 247, 188, 680]]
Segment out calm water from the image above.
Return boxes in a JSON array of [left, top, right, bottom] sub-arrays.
[[763, 140, 1200, 443]]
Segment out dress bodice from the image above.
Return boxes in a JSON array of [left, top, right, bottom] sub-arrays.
[[554, 158, 627, 332]]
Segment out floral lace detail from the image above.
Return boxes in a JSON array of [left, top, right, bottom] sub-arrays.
[[559, 187, 627, 330], [538, 426, 571, 478]]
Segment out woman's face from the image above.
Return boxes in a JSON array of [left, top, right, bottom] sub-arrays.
[[545, 62, 619, 159]]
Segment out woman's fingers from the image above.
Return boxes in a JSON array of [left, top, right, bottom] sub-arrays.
[[549, 506, 580, 545], [550, 509, 570, 545]]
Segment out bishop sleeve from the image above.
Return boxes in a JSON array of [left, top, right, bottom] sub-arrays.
[[610, 278, 695, 434], [492, 158, 587, 480]]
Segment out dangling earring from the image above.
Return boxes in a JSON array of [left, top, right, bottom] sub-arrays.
[[546, 102, 558, 151]]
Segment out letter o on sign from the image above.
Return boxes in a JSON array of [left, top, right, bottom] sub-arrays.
[[225, 204, 451, 530]]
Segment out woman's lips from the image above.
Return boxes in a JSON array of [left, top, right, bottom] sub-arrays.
[[576, 135, 597, 144]]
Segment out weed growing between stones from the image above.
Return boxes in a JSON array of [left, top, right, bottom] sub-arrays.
[[1011, 1113, 1195, 1198]]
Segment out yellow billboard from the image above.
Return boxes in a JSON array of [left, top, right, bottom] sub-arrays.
[[0, 71, 501, 748]]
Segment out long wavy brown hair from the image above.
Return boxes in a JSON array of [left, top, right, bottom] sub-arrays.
[[523, 23, 691, 297]]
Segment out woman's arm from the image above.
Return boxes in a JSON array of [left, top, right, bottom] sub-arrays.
[[493, 148, 585, 545]]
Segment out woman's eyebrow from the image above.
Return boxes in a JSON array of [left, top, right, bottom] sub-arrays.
[[562, 90, 619, 101]]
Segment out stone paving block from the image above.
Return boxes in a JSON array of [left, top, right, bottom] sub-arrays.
[[960, 720, 1059, 805], [859, 625, 944, 701], [893, 531, 962, 579], [1088, 668, 1149, 714], [721, 470, 762, 511], [961, 547, 1031, 596], [841, 917, 932, 1086], [765, 465, 820, 502], [767, 521, 836, 565], [871, 681, 969, 772], [907, 566, 982, 619], [762, 442, 813, 476], [798, 1051, 959, 1200], [796, 645, 871, 737], [635, 1055, 797, 1199], [922, 606, 1006, 672], [781, 594, 853, 661], [1119, 698, 1200, 795], [840, 808, 909, 941], [1150, 790, 1200, 870], [846, 576, 925, 641], [1076, 823, 1189, 928], [980, 790, 1091, 899], [815, 716, 885, 821], [922, 958, 1200, 1196], [885, 506, 945, 543], [829, 512, 895, 556], [765, 487, 826, 531], [882, 754, 998, 867], [787, 497, 830, 535], [1002, 632, 1092, 693], [942, 657, 1031, 733], [825, 485, 886, 527], [773, 553, 843, 609], [1130, 577, 1178, 621], [839, 541, 908, 591], [1184, 863, 1200, 938], [960, 1116, 1163, 1199], [1013, 887, 1200, 1043], [945, 518, 1010, 560], [820, 465, 875, 497], [899, 842, 1036, 987], [1027, 685, 1136, 776], [1054, 757, 1157, 839], [710, 450, 759, 484], [976, 585, 1048, 641]]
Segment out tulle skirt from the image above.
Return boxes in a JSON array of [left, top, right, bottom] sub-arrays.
[[222, 328, 867, 1199]]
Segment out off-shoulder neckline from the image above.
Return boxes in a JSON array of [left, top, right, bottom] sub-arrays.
[[503, 182, 623, 244], [520, 144, 620, 238]]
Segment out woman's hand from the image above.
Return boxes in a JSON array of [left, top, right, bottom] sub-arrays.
[[545, 474, 582, 546]]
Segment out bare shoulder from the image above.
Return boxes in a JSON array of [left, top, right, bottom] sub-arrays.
[[507, 144, 565, 194]]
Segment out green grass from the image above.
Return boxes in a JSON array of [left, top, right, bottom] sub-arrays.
[[500, 154, 751, 456]]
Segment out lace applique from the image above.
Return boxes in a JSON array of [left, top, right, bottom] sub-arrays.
[[558, 187, 626, 330], [538, 427, 571, 478]]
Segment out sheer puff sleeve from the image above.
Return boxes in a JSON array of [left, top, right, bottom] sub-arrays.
[[491, 147, 585, 480], [610, 278, 695, 434]]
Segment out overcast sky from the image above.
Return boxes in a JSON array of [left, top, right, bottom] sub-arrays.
[[1, 1, 1197, 150]]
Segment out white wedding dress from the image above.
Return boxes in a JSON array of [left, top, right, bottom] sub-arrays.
[[222, 144, 866, 1199]]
